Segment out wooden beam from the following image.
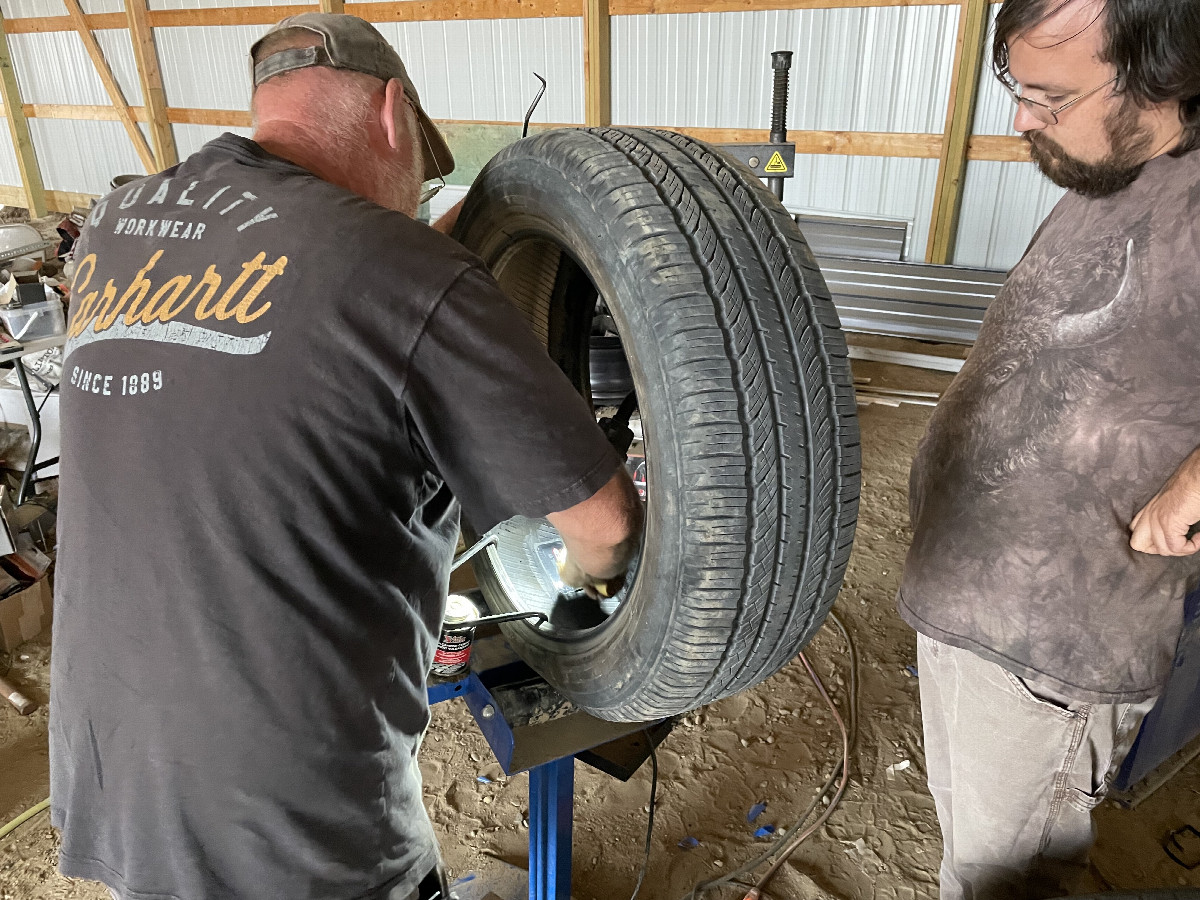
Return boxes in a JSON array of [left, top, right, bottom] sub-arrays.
[[0, 11, 45, 216], [584, 0, 612, 126], [319, 0, 345, 10], [0, 184, 97, 213], [15, 101, 963, 161], [344, 0, 579, 21], [126, 0, 177, 170], [61, 0, 156, 173], [967, 134, 1031, 161], [926, 0, 989, 264]]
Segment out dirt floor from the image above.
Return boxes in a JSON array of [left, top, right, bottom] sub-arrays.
[[1, 351, 1198, 900]]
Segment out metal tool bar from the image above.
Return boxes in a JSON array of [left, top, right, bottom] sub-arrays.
[[471, 610, 549, 628], [451, 532, 498, 573]]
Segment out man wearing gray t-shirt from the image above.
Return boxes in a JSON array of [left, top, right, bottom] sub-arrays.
[[899, 1, 1200, 897], [51, 15, 642, 900]]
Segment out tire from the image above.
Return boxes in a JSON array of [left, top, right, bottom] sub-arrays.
[[454, 127, 860, 722]]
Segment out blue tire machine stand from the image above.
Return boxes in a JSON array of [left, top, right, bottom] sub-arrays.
[[426, 602, 671, 900]]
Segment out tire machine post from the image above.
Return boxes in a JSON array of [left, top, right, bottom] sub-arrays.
[[426, 609, 672, 900], [424, 51, 799, 900], [718, 51, 797, 203]]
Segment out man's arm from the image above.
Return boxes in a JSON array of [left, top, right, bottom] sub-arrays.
[[430, 198, 464, 236], [549, 468, 643, 596], [1130, 445, 1200, 556]]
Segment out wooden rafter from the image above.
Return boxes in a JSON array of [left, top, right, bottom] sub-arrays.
[[584, 0, 612, 127], [125, 0, 177, 170], [0, 10, 45, 216], [62, 0, 158, 173], [926, 0, 990, 264], [319, 0, 346, 11]]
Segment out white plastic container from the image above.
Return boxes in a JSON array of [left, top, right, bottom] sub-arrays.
[[1, 296, 66, 341]]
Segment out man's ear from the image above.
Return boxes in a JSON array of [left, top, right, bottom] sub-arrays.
[[382, 78, 403, 151]]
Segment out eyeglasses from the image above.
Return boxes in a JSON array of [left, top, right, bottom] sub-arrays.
[[405, 94, 446, 205], [997, 73, 1118, 125]]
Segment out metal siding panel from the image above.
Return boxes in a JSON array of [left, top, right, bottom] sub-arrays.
[[171, 122, 250, 160], [0, 124, 23, 188], [28, 117, 144, 193], [952, 159, 1064, 269], [94, 26, 145, 106], [156, 25, 267, 110], [613, 7, 957, 132], [8, 32, 105, 105], [376, 19, 583, 123], [3, 0, 67, 17], [7, 28, 140, 105], [785, 155, 940, 263]]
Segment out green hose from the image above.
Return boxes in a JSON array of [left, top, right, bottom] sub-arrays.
[[0, 798, 50, 841]]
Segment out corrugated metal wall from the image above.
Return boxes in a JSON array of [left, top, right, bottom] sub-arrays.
[[0, 1, 1064, 271], [613, 6, 957, 260]]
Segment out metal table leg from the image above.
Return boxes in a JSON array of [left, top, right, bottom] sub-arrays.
[[527, 756, 573, 900]]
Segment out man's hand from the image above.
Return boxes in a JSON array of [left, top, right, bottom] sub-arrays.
[[555, 548, 628, 600], [547, 468, 643, 593], [1130, 446, 1200, 556]]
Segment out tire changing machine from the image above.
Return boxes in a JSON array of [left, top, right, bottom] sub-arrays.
[[425, 594, 673, 900], [428, 51, 802, 900]]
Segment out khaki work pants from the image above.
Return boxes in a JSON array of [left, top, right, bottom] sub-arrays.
[[917, 633, 1155, 900]]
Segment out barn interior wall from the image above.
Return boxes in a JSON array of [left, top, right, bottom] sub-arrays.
[[0, 0, 1057, 271]]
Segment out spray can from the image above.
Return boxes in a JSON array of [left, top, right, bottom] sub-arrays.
[[431, 594, 479, 677]]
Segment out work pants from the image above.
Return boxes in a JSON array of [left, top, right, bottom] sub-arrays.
[[917, 633, 1155, 900], [107, 865, 449, 900]]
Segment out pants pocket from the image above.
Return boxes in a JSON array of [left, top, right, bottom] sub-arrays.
[[1000, 670, 1083, 721]]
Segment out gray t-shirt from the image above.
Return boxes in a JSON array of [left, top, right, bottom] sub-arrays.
[[49, 134, 620, 900], [900, 148, 1200, 704]]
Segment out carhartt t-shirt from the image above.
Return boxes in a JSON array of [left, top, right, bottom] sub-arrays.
[[900, 149, 1200, 703], [49, 134, 620, 900]]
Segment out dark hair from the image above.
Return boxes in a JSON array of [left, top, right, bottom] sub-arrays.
[[993, 0, 1200, 153]]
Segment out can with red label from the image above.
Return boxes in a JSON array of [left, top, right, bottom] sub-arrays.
[[431, 594, 479, 677]]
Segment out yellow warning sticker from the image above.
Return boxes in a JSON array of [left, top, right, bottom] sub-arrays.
[[764, 151, 789, 173]]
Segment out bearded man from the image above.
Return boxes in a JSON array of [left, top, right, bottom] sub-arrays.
[[898, 1, 1200, 897], [50, 14, 641, 900]]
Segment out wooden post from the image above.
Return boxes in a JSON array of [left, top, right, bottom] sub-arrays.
[[62, 0, 156, 173], [319, 0, 346, 11], [126, 0, 177, 171], [926, 0, 989, 264], [0, 11, 46, 216], [584, 0, 611, 127]]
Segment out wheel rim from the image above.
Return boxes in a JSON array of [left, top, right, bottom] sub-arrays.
[[477, 234, 648, 638]]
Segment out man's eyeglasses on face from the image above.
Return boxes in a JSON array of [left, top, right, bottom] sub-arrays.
[[996, 73, 1119, 126]]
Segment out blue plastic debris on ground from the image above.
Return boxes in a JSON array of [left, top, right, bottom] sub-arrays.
[[476, 775, 492, 784], [905, 664, 919, 678], [754, 825, 776, 838], [747, 801, 768, 822], [678, 836, 700, 849]]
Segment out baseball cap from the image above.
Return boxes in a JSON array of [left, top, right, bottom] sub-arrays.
[[250, 13, 455, 182]]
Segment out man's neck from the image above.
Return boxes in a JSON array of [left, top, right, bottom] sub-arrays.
[[253, 121, 388, 208]]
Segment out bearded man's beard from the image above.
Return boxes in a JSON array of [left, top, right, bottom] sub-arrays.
[[1026, 94, 1155, 198]]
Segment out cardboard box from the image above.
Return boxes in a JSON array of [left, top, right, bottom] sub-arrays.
[[0, 575, 51, 651]]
